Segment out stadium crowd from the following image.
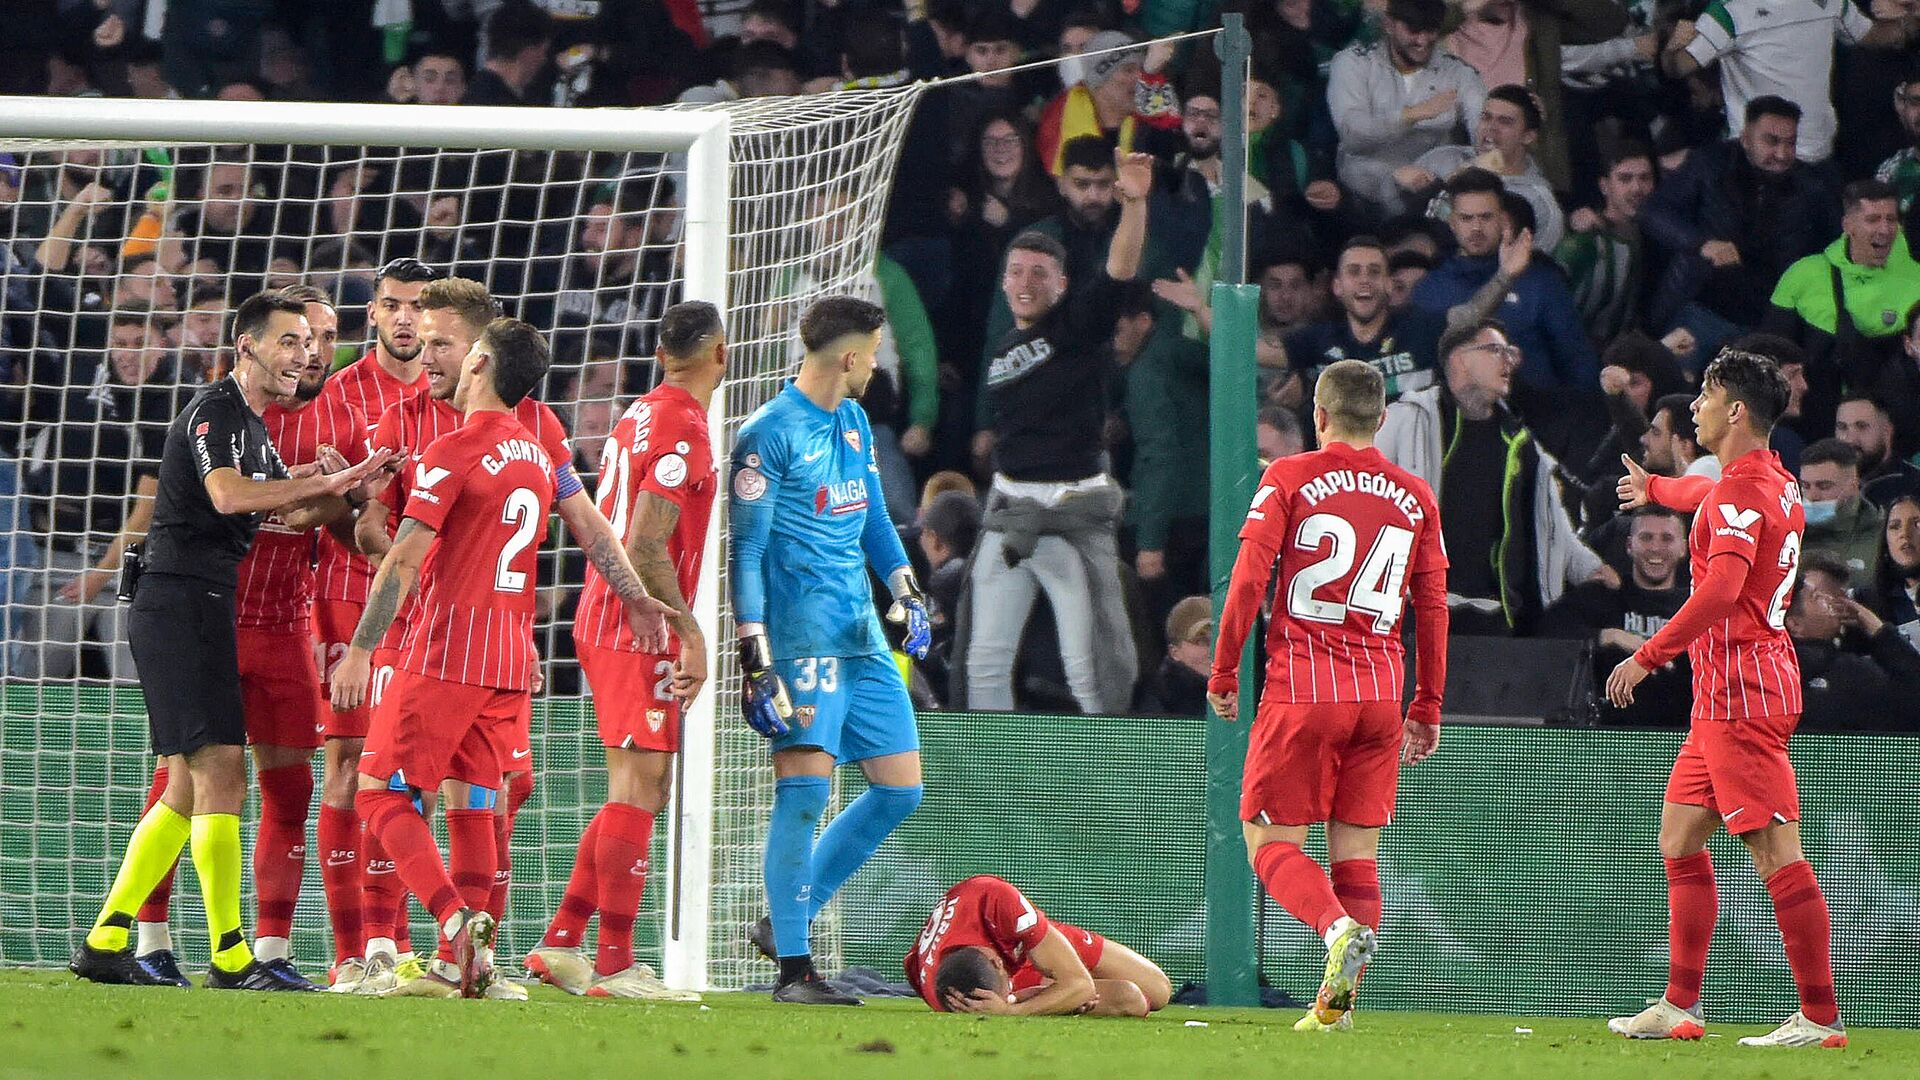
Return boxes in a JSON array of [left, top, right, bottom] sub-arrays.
[[3, 0, 1920, 729]]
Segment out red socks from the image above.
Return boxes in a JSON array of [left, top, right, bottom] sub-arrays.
[[136, 765, 176, 924], [446, 808, 498, 912], [1254, 842, 1346, 937], [592, 803, 656, 976], [543, 808, 605, 949], [253, 765, 313, 940], [356, 789, 462, 928], [1330, 859, 1381, 931], [1766, 860, 1839, 1027], [489, 771, 534, 924], [1663, 851, 1717, 1011], [361, 829, 405, 951], [317, 803, 363, 964]]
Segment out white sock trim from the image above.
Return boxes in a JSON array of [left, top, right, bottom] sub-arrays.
[[136, 921, 172, 956], [255, 936, 291, 963], [365, 936, 397, 962], [1323, 916, 1356, 949]]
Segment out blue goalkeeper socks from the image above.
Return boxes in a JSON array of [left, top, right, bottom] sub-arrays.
[[807, 783, 922, 920], [765, 776, 830, 957]]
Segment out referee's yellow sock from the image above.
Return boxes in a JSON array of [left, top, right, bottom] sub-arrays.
[[191, 814, 254, 974], [86, 801, 190, 952]]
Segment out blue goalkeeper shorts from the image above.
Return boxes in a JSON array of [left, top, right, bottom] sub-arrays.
[[769, 652, 917, 763]]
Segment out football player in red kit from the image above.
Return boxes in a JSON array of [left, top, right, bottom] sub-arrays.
[[905, 875, 1171, 1017], [332, 319, 670, 999], [346, 277, 579, 994], [1608, 339, 1846, 1049], [1208, 359, 1449, 1032], [525, 301, 719, 1001]]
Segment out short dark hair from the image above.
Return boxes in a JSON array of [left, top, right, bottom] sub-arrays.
[[1437, 317, 1507, 367], [658, 301, 724, 358], [1801, 437, 1862, 473], [965, 6, 1020, 45], [1602, 140, 1654, 177], [745, 0, 798, 32], [799, 296, 887, 353], [1844, 178, 1899, 212], [1059, 134, 1113, 174], [232, 291, 307, 348], [1631, 504, 1683, 527], [277, 283, 333, 308], [1008, 230, 1068, 270], [1839, 392, 1891, 421], [922, 489, 981, 555], [477, 317, 550, 406], [1703, 340, 1795, 433], [376, 257, 440, 288], [108, 301, 158, 331], [1499, 190, 1536, 235], [933, 947, 1003, 1008], [1446, 166, 1504, 202], [1256, 247, 1319, 280], [1601, 332, 1682, 391], [1336, 235, 1388, 268], [1745, 95, 1803, 127], [1486, 84, 1542, 131], [484, 1, 555, 61], [841, 14, 905, 78], [1387, 249, 1433, 275], [735, 40, 798, 79], [1799, 547, 1854, 589], [1257, 406, 1303, 440], [408, 45, 466, 70], [1653, 393, 1698, 445]]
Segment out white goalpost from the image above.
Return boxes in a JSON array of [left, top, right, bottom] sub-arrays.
[[0, 86, 922, 992]]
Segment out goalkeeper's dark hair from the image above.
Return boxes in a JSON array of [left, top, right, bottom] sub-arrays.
[[477, 318, 551, 406], [658, 301, 724, 361], [231, 291, 307, 349], [933, 947, 1006, 1007], [1704, 335, 1798, 433], [277, 283, 334, 309], [375, 256, 441, 288], [799, 296, 887, 354]]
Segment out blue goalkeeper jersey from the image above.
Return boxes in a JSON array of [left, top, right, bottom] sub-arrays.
[[728, 383, 910, 661]]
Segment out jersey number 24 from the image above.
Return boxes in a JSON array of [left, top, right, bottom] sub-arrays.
[[1285, 512, 1414, 635]]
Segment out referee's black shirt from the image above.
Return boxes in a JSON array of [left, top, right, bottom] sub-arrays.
[[143, 376, 289, 588]]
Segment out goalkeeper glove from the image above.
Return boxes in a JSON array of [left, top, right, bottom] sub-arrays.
[[886, 568, 932, 660], [737, 629, 793, 738]]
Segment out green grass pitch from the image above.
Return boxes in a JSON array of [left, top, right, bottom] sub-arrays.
[[2, 971, 1915, 1080]]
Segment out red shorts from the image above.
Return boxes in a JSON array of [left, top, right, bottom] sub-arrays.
[[1009, 921, 1107, 993], [579, 642, 681, 753], [1240, 699, 1403, 828], [359, 670, 524, 789], [1665, 714, 1801, 835], [314, 599, 374, 739], [488, 695, 534, 775], [238, 626, 323, 749]]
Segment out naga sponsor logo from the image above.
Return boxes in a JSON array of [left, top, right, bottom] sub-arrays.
[[483, 438, 550, 476], [814, 477, 869, 516]]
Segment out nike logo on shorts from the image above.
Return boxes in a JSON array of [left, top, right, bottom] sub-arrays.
[[511, 748, 530, 759]]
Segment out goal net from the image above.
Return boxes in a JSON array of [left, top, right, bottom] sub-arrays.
[[0, 88, 922, 991]]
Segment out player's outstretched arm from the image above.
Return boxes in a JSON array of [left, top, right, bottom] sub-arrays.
[[1607, 551, 1752, 706], [559, 491, 675, 654], [1618, 453, 1713, 514], [354, 497, 395, 563], [331, 518, 433, 710], [949, 927, 1097, 1017], [1106, 149, 1154, 282]]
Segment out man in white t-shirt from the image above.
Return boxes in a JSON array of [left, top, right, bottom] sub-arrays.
[[1664, 0, 1916, 163]]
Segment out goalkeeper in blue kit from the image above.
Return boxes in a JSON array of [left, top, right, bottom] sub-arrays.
[[728, 295, 932, 1005]]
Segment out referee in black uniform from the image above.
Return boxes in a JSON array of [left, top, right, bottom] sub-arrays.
[[73, 291, 394, 989]]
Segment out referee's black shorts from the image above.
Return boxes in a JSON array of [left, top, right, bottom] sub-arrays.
[[128, 573, 245, 756]]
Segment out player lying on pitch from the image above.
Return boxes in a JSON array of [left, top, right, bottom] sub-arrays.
[[905, 875, 1171, 1017]]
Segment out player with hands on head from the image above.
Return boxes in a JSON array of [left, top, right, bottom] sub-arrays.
[[1207, 359, 1449, 1032], [906, 875, 1171, 1018], [1605, 338, 1850, 1048], [729, 295, 930, 1005]]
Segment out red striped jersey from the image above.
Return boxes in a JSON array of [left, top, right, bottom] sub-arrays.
[[397, 411, 554, 691], [573, 384, 715, 653], [235, 393, 368, 632], [313, 352, 427, 603], [904, 876, 1053, 1011], [1642, 449, 1805, 721], [370, 392, 575, 651], [1213, 442, 1448, 703]]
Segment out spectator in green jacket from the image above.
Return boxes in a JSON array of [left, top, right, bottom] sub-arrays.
[[1115, 285, 1208, 632], [1556, 140, 1656, 347], [1801, 437, 1887, 579], [1764, 179, 1920, 436]]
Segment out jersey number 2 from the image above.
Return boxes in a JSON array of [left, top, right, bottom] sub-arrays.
[[495, 487, 541, 593], [1766, 532, 1802, 630], [1286, 513, 1415, 634]]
